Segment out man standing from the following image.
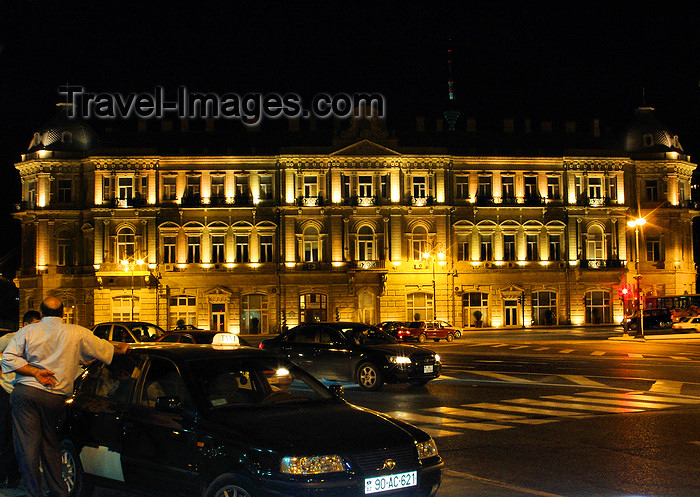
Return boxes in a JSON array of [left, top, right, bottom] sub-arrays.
[[0, 310, 41, 488], [1, 297, 128, 497]]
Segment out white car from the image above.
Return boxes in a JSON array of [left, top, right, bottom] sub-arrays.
[[671, 316, 700, 332]]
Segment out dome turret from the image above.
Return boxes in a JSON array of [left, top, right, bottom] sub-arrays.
[[624, 106, 683, 153], [27, 103, 97, 153]]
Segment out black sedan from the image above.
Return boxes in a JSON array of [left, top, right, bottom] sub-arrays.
[[61, 342, 442, 497], [259, 322, 441, 391]]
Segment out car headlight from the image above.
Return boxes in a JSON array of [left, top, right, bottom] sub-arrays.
[[388, 356, 412, 364], [416, 438, 439, 460], [280, 455, 347, 474]]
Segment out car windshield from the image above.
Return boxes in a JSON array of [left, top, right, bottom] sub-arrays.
[[340, 325, 397, 345], [187, 357, 334, 409]]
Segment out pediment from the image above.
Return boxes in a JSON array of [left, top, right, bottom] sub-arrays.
[[205, 286, 232, 303], [330, 140, 401, 157]]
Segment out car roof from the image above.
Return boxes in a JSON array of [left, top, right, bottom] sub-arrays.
[[94, 321, 161, 327], [123, 342, 277, 361]]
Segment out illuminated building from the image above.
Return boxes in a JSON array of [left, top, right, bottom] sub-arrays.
[[12, 105, 697, 331]]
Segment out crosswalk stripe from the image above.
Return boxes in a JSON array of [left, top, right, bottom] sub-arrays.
[[543, 395, 677, 409], [559, 349, 574, 354], [467, 342, 499, 347], [423, 427, 464, 438], [670, 356, 691, 361], [534, 347, 550, 351], [559, 375, 610, 387], [426, 406, 528, 421], [504, 398, 642, 413], [628, 353, 644, 358], [466, 402, 586, 417], [386, 411, 511, 432], [491, 344, 511, 348], [468, 371, 535, 383], [510, 345, 529, 349], [591, 351, 606, 356], [575, 391, 700, 404], [649, 380, 685, 395]]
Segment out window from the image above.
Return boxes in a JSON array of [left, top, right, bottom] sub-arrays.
[[358, 175, 373, 197], [412, 226, 428, 261], [456, 176, 469, 199], [28, 181, 37, 206], [501, 176, 514, 199], [588, 177, 602, 199], [118, 177, 133, 200], [357, 226, 374, 261], [241, 294, 268, 334], [679, 182, 687, 203], [532, 291, 557, 325], [117, 227, 135, 262], [549, 234, 561, 261], [163, 176, 177, 201], [186, 176, 201, 198], [170, 295, 197, 328], [574, 176, 582, 199], [211, 175, 225, 198], [259, 175, 273, 200], [236, 235, 249, 262], [140, 176, 148, 198], [609, 176, 617, 201], [163, 236, 176, 263], [57, 233, 72, 266], [211, 303, 226, 331], [303, 226, 319, 262], [586, 226, 604, 260], [646, 180, 658, 201], [480, 234, 492, 261], [235, 176, 249, 197], [412, 176, 427, 198], [477, 176, 492, 198], [524, 176, 538, 199], [526, 234, 538, 261], [259, 234, 274, 262], [211, 235, 225, 263], [304, 176, 318, 198], [547, 177, 560, 200], [341, 175, 350, 200], [457, 235, 469, 261], [503, 234, 516, 261], [407, 292, 433, 321], [139, 358, 191, 409], [646, 238, 661, 262], [57, 180, 72, 203], [112, 296, 139, 321], [463, 292, 488, 327], [585, 290, 611, 324], [380, 174, 389, 198], [300, 293, 327, 323], [187, 236, 201, 263]]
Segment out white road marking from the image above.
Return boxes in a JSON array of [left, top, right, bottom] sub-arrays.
[[466, 402, 587, 417], [628, 353, 644, 358], [505, 398, 643, 414], [670, 356, 691, 361], [558, 349, 574, 354], [468, 371, 535, 383], [591, 350, 606, 356], [534, 347, 550, 351], [491, 344, 511, 348], [544, 394, 678, 409], [510, 345, 529, 349], [649, 380, 685, 395], [575, 391, 700, 404], [558, 375, 612, 387]]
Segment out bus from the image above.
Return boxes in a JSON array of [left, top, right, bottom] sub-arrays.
[[644, 294, 700, 320]]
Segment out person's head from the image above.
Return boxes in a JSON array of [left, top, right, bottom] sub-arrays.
[[40, 296, 64, 318], [22, 309, 41, 326]]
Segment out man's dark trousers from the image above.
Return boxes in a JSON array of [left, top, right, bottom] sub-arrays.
[[0, 386, 20, 484], [11, 383, 67, 497]]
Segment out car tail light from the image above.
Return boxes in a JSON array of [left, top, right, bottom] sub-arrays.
[[258, 342, 265, 349]]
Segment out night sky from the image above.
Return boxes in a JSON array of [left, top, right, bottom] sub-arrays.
[[1, 1, 699, 273]]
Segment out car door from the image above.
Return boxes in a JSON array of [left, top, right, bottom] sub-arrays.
[[313, 326, 354, 381], [120, 356, 200, 496], [279, 326, 318, 374]]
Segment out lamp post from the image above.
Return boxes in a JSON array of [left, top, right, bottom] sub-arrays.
[[422, 244, 446, 320], [626, 217, 646, 338], [121, 257, 145, 320]]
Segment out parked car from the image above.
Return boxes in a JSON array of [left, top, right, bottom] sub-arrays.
[[91, 321, 166, 343], [671, 316, 700, 332], [434, 320, 461, 339], [158, 330, 251, 346], [259, 322, 441, 391], [403, 321, 456, 343], [378, 321, 411, 340], [626, 309, 673, 331], [60, 341, 442, 497]]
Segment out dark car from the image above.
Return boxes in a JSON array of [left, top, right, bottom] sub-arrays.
[[259, 322, 441, 391], [157, 330, 251, 346], [403, 321, 456, 343], [60, 342, 442, 497], [626, 309, 673, 331], [91, 321, 166, 343], [378, 321, 411, 340]]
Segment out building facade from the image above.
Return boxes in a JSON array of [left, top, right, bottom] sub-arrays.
[[13, 106, 698, 332]]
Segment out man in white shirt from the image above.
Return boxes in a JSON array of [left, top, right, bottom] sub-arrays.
[[1, 297, 128, 497]]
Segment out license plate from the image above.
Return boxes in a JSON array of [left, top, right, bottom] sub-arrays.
[[423, 365, 433, 373], [365, 471, 417, 494]]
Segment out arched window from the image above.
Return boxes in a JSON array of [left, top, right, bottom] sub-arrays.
[[117, 227, 135, 262], [303, 226, 319, 262], [532, 291, 557, 325], [586, 226, 604, 261], [357, 226, 375, 261], [411, 226, 428, 261], [585, 290, 611, 324], [407, 292, 433, 321]]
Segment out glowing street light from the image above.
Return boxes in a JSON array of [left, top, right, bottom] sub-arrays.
[[626, 217, 646, 338]]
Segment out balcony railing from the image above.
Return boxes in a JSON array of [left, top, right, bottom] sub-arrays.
[[298, 196, 324, 207], [410, 195, 434, 206], [352, 260, 385, 269], [579, 259, 623, 269]]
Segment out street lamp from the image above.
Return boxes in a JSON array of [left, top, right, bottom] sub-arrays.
[[626, 217, 646, 338], [422, 244, 446, 320], [121, 257, 145, 320]]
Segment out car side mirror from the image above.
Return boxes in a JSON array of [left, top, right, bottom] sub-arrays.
[[328, 384, 345, 400], [155, 396, 183, 413]]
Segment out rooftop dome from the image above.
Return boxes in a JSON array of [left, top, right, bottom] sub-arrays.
[[27, 103, 97, 153], [624, 106, 683, 153]]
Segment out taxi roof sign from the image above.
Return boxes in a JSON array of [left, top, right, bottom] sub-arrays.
[[212, 333, 240, 347]]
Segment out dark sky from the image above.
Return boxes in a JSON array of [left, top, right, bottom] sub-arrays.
[[1, 1, 699, 269]]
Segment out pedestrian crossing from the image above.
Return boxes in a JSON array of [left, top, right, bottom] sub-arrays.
[[385, 390, 700, 438]]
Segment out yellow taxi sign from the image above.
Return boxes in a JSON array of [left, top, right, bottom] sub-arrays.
[[212, 333, 240, 347]]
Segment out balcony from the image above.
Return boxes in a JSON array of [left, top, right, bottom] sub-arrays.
[[579, 259, 623, 269], [356, 196, 376, 207], [181, 195, 202, 207], [475, 195, 494, 206], [298, 196, 324, 207], [352, 260, 385, 270], [410, 195, 434, 207]]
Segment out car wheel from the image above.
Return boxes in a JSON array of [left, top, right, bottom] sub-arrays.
[[446, 333, 454, 342], [418, 333, 427, 343], [409, 379, 430, 387], [454, 330, 461, 339], [357, 362, 384, 391], [61, 440, 94, 497], [205, 476, 253, 497]]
